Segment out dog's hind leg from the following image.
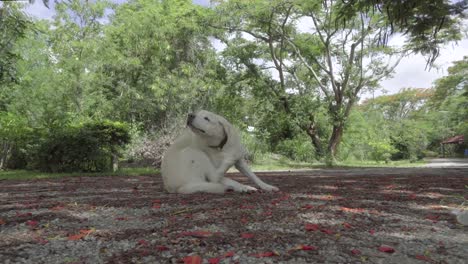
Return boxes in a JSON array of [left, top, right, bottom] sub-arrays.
[[177, 182, 226, 194]]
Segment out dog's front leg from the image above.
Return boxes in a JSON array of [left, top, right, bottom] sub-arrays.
[[221, 178, 257, 192], [235, 159, 279, 191]]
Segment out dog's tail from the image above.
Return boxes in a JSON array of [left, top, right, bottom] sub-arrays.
[[177, 182, 225, 194]]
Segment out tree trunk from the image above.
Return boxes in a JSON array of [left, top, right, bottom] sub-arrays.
[[0, 141, 12, 170], [111, 153, 119, 172], [305, 121, 323, 158], [327, 124, 344, 165]]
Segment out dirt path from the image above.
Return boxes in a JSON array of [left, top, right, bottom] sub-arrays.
[[1, 168, 467, 263], [423, 158, 468, 168]]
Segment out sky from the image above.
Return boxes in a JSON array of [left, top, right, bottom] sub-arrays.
[[23, 0, 468, 98]]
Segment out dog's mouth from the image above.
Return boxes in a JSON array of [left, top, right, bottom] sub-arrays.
[[187, 123, 206, 134]]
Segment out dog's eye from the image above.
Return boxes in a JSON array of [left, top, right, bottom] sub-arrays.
[[204, 117, 210, 122]]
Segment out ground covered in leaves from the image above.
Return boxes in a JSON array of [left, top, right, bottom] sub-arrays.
[[1, 167, 467, 264]]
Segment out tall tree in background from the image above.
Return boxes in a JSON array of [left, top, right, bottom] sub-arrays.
[[0, 3, 31, 110], [335, 0, 466, 67], [101, 0, 227, 129], [429, 57, 468, 138], [50, 0, 111, 118], [214, 0, 405, 163]]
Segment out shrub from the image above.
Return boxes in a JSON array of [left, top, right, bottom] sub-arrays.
[[0, 112, 32, 170], [275, 135, 316, 162], [241, 131, 270, 163], [124, 118, 184, 167], [34, 121, 130, 173], [368, 141, 398, 163]]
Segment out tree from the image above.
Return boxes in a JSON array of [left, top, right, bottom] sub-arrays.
[[335, 0, 467, 67], [101, 0, 227, 129], [50, 0, 112, 117], [0, 3, 31, 110], [360, 88, 433, 121], [214, 0, 404, 163], [429, 57, 468, 149]]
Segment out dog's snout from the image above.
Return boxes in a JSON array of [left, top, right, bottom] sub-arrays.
[[187, 113, 195, 124]]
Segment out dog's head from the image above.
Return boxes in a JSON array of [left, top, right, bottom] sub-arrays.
[[186, 110, 230, 149]]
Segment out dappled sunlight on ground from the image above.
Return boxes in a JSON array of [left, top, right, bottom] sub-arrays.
[[0, 167, 467, 263]]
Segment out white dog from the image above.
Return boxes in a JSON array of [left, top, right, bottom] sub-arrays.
[[161, 110, 279, 194]]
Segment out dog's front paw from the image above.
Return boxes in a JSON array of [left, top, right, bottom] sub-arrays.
[[240, 185, 258, 193], [259, 184, 279, 192]]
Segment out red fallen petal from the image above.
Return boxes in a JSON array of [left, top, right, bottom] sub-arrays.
[[241, 233, 254, 239], [68, 234, 85, 241], [208, 258, 220, 264], [50, 205, 65, 211], [183, 255, 202, 264], [79, 229, 93, 235], [16, 212, 33, 217], [305, 223, 320, 231], [137, 239, 149, 246], [302, 204, 314, 209], [35, 237, 49, 245], [223, 251, 235, 257], [152, 204, 161, 209], [299, 245, 317, 251], [152, 200, 161, 203], [369, 229, 375, 235], [139, 249, 150, 256], [351, 249, 361, 255], [408, 194, 417, 199], [180, 231, 213, 238], [321, 229, 334, 235], [0, 219, 6, 225], [425, 214, 439, 222], [271, 199, 280, 205], [241, 218, 248, 223], [343, 222, 352, 229], [415, 255, 431, 261], [253, 251, 278, 258], [156, 246, 169, 251], [115, 217, 127, 221], [26, 220, 38, 227], [378, 246, 395, 253], [341, 207, 364, 213]]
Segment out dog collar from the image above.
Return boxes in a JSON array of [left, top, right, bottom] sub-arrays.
[[209, 133, 228, 150], [209, 124, 228, 150]]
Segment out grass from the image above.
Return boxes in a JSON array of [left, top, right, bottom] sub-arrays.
[[0, 155, 427, 180], [0, 167, 159, 180], [248, 154, 427, 171]]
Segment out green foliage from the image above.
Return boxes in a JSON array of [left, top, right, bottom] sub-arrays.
[[0, 0, 466, 174], [0, 3, 30, 89], [0, 112, 32, 169], [275, 135, 316, 162], [240, 131, 270, 163], [34, 121, 130, 173], [368, 141, 397, 163], [335, 0, 466, 66], [100, 0, 225, 129]]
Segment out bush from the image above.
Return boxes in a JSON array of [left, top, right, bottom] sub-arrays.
[[368, 141, 398, 163], [123, 116, 186, 168], [241, 131, 270, 163], [34, 121, 130, 173], [275, 136, 316, 162]]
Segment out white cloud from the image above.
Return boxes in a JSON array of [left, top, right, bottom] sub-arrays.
[[375, 38, 468, 98]]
